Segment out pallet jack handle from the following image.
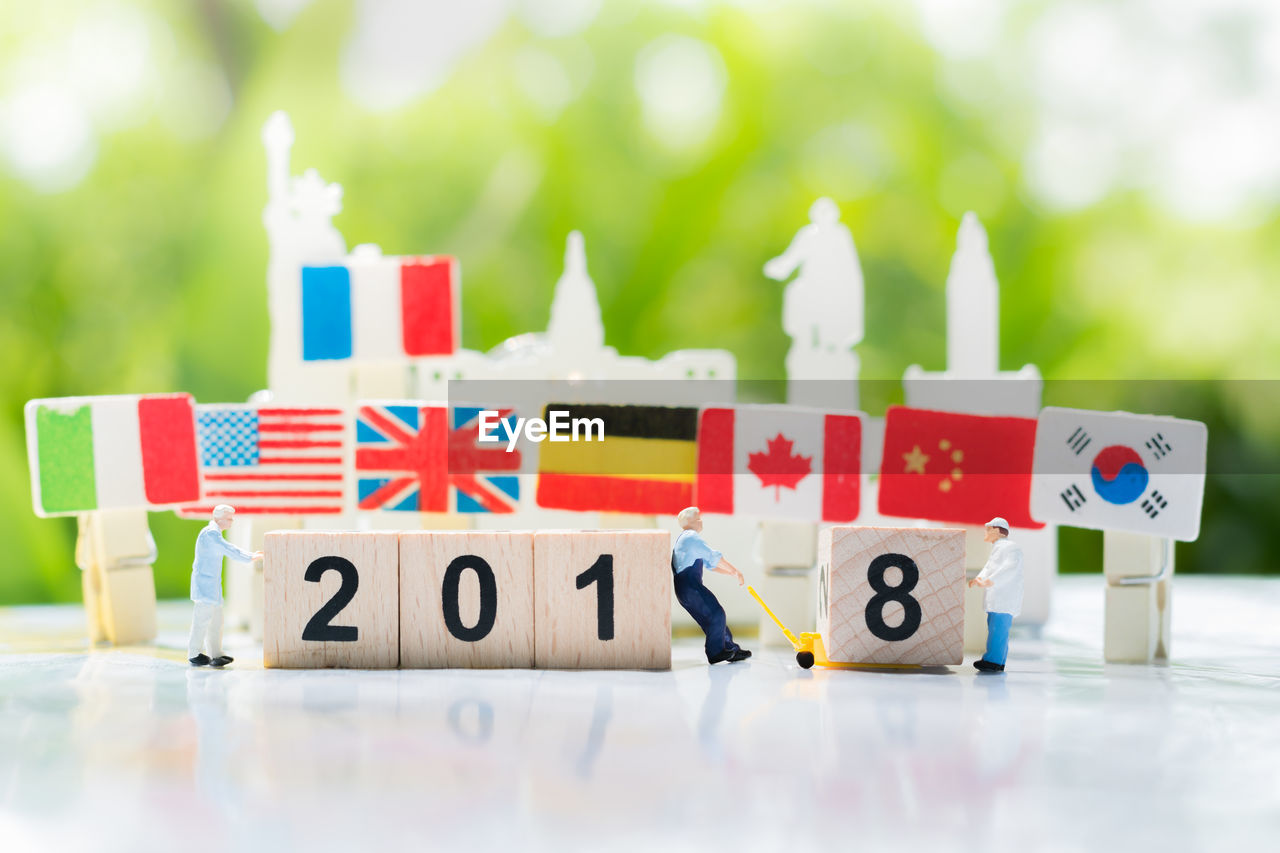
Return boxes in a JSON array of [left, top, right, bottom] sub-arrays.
[[746, 586, 802, 650]]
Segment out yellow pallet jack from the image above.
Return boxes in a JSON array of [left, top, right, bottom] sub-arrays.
[[748, 586, 916, 671]]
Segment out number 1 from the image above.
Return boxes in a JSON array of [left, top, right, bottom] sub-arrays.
[[576, 554, 614, 641]]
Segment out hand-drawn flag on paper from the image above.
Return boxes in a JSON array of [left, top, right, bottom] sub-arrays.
[[25, 394, 199, 516], [355, 402, 520, 513], [1030, 407, 1207, 540], [877, 406, 1042, 529], [536, 403, 698, 514], [301, 254, 458, 362], [448, 406, 521, 513], [355, 403, 448, 512], [695, 405, 862, 522], [177, 405, 348, 517]]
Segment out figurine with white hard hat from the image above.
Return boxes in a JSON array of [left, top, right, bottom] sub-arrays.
[[967, 516, 1024, 673], [188, 505, 261, 668]]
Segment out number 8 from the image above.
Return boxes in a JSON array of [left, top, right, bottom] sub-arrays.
[[864, 552, 922, 642]]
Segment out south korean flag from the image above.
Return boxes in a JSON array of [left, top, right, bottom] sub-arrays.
[[1030, 407, 1207, 540]]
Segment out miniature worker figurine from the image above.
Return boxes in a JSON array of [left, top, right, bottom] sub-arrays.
[[968, 516, 1024, 673], [188, 505, 261, 668], [673, 507, 752, 664]]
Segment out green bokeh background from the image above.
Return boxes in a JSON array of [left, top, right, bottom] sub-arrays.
[[3, 1, 1277, 604]]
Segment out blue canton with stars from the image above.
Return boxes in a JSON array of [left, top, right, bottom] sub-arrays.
[[197, 409, 260, 467]]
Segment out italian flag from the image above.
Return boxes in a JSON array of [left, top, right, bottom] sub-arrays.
[[25, 394, 200, 517]]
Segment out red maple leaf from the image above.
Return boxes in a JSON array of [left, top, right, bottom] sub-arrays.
[[748, 433, 813, 500]]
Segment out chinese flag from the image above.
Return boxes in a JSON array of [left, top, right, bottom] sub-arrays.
[[877, 406, 1043, 529]]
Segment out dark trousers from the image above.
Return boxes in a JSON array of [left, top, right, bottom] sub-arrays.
[[673, 563, 739, 661]]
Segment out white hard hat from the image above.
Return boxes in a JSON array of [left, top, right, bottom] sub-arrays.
[[985, 517, 1009, 530]]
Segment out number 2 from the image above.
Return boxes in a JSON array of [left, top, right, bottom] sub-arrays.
[[576, 554, 615, 641], [301, 556, 360, 642]]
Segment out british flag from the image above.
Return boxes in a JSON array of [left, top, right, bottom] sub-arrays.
[[355, 403, 520, 513]]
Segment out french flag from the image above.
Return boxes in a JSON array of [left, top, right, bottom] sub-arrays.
[[300, 254, 458, 362]]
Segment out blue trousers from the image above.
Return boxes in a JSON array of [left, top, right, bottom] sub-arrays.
[[984, 612, 1013, 666], [673, 565, 739, 661]]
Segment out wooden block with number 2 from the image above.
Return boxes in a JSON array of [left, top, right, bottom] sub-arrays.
[[533, 530, 672, 670], [264, 531, 399, 669], [817, 526, 965, 666]]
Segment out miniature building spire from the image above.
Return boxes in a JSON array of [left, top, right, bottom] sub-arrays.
[[547, 230, 605, 354], [945, 212, 999, 377]]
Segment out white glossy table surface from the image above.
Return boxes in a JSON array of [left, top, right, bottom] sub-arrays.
[[1, 576, 1277, 852]]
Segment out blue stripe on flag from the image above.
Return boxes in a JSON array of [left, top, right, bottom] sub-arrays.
[[385, 405, 421, 430], [356, 420, 389, 444], [301, 266, 353, 361], [358, 477, 391, 502]]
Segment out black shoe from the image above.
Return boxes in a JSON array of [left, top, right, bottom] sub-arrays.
[[973, 659, 1005, 673], [189, 654, 211, 667], [730, 648, 752, 662], [209, 656, 234, 668], [708, 650, 735, 664]]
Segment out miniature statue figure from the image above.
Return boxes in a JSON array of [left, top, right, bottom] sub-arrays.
[[968, 516, 1024, 673], [189, 505, 261, 667], [672, 507, 752, 664], [764, 196, 865, 353]]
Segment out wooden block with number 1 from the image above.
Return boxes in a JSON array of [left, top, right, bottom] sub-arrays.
[[817, 526, 965, 666], [400, 531, 535, 668], [533, 530, 671, 670], [264, 531, 399, 668]]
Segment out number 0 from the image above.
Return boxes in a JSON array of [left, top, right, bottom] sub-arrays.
[[576, 554, 615, 641], [441, 555, 498, 643]]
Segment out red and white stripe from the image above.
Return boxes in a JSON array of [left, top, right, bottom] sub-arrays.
[[179, 406, 348, 517]]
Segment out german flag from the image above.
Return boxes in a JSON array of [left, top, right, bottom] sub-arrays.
[[535, 403, 698, 514]]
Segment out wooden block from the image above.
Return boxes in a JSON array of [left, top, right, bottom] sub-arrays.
[[817, 526, 965, 665], [400, 531, 535, 668], [263, 531, 399, 668], [533, 530, 671, 670], [99, 565, 157, 645]]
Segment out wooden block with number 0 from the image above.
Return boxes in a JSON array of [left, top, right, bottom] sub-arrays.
[[533, 530, 671, 670], [817, 526, 965, 666], [400, 531, 535, 668], [264, 531, 399, 669]]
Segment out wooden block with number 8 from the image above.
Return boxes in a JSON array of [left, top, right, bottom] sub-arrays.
[[264, 531, 399, 669], [817, 526, 965, 666], [533, 530, 671, 670], [400, 531, 535, 668]]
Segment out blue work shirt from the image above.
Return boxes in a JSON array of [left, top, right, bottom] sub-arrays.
[[191, 521, 255, 604], [672, 529, 722, 574]]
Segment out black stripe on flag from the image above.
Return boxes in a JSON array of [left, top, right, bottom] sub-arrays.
[[543, 403, 698, 441]]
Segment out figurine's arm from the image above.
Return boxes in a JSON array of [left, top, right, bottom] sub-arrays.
[[710, 556, 746, 587], [213, 535, 260, 564], [970, 544, 1010, 588], [763, 229, 809, 281]]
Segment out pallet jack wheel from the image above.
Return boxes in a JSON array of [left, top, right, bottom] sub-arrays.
[[796, 651, 815, 669]]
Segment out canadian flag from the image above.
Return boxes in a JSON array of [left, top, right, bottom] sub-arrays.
[[695, 405, 862, 523]]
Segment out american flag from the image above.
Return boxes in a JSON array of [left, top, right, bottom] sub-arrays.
[[355, 402, 520, 513], [177, 405, 348, 516]]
